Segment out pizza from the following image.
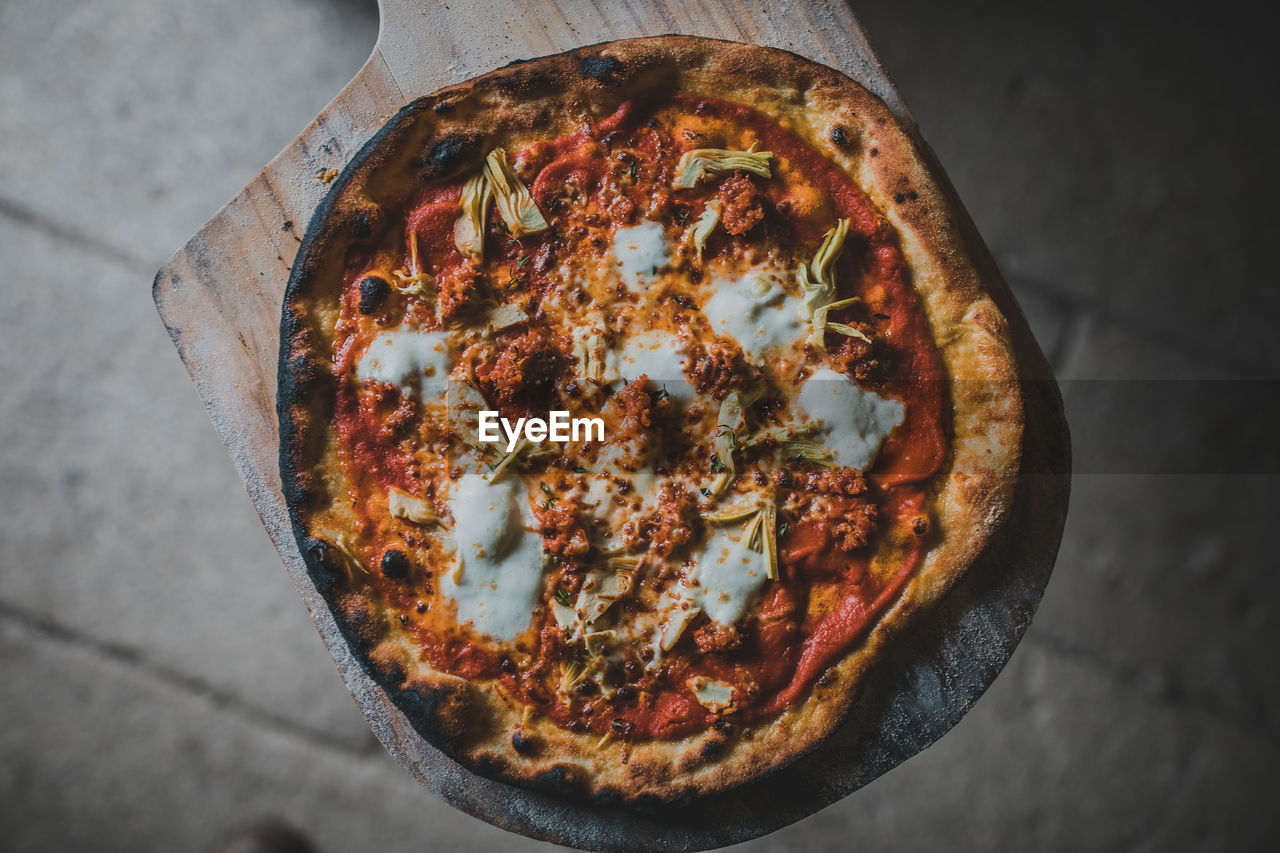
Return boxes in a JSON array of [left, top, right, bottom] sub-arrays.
[[278, 36, 1022, 804]]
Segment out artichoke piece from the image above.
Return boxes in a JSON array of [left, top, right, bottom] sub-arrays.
[[798, 217, 849, 321], [673, 147, 774, 189], [388, 488, 441, 525], [573, 558, 639, 627], [659, 604, 699, 652], [825, 320, 873, 343], [704, 503, 761, 525], [446, 380, 488, 449], [551, 601, 577, 633], [738, 421, 819, 452], [558, 660, 587, 697], [800, 218, 874, 350], [810, 296, 868, 349], [686, 676, 737, 713], [760, 504, 779, 581], [330, 534, 368, 577], [582, 629, 615, 658], [488, 302, 528, 332], [572, 329, 610, 385], [487, 436, 528, 483], [687, 199, 722, 260], [453, 173, 493, 260], [391, 230, 435, 297], [781, 435, 838, 469], [483, 148, 547, 238], [708, 389, 756, 497]]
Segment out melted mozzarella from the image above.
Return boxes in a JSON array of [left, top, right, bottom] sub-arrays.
[[703, 268, 804, 362], [442, 473, 544, 640], [355, 330, 450, 401], [799, 367, 904, 471], [577, 447, 658, 533], [657, 525, 769, 634], [611, 330, 694, 403], [612, 221, 671, 289], [685, 525, 770, 626]]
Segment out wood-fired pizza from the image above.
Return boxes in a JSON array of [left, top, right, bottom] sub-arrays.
[[278, 36, 1022, 804]]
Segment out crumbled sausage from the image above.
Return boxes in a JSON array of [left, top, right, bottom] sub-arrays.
[[649, 482, 699, 556], [606, 193, 637, 224], [611, 375, 669, 444], [829, 325, 885, 382], [534, 498, 591, 563], [716, 171, 765, 235], [377, 392, 417, 442], [792, 468, 870, 497], [781, 469, 878, 552], [479, 328, 565, 413], [832, 502, 878, 551], [436, 263, 481, 324], [686, 339, 749, 400], [693, 621, 743, 653], [620, 481, 699, 555]]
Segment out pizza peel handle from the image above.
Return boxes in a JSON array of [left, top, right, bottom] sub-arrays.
[[153, 0, 1070, 849]]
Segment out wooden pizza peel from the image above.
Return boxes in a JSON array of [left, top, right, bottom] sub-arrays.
[[152, 1, 1071, 849]]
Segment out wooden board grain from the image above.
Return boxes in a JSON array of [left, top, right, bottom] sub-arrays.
[[153, 1, 1070, 849]]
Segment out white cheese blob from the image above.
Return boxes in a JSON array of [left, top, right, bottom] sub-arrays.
[[703, 268, 804, 362], [581, 459, 652, 513], [799, 367, 904, 471], [355, 330, 450, 401], [612, 330, 694, 403], [442, 473, 544, 641], [685, 525, 770, 626], [657, 525, 769, 634], [612, 220, 671, 290]]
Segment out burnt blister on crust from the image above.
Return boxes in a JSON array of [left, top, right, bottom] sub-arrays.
[[285, 351, 334, 401], [532, 764, 577, 795], [280, 467, 316, 509], [493, 65, 555, 97], [830, 123, 857, 151], [389, 684, 473, 749], [350, 208, 375, 240], [511, 729, 539, 755], [342, 599, 383, 651], [579, 53, 624, 84], [470, 754, 502, 777], [419, 132, 485, 181]]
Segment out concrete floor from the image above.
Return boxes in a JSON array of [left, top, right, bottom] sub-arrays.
[[1, 0, 1276, 850]]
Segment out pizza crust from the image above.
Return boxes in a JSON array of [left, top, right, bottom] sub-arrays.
[[278, 35, 1022, 804]]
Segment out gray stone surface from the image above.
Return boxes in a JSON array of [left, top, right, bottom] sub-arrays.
[[1, 0, 1276, 850], [0, 0, 377, 267], [858, 0, 1280, 374], [0, 617, 547, 853], [0, 214, 372, 748]]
